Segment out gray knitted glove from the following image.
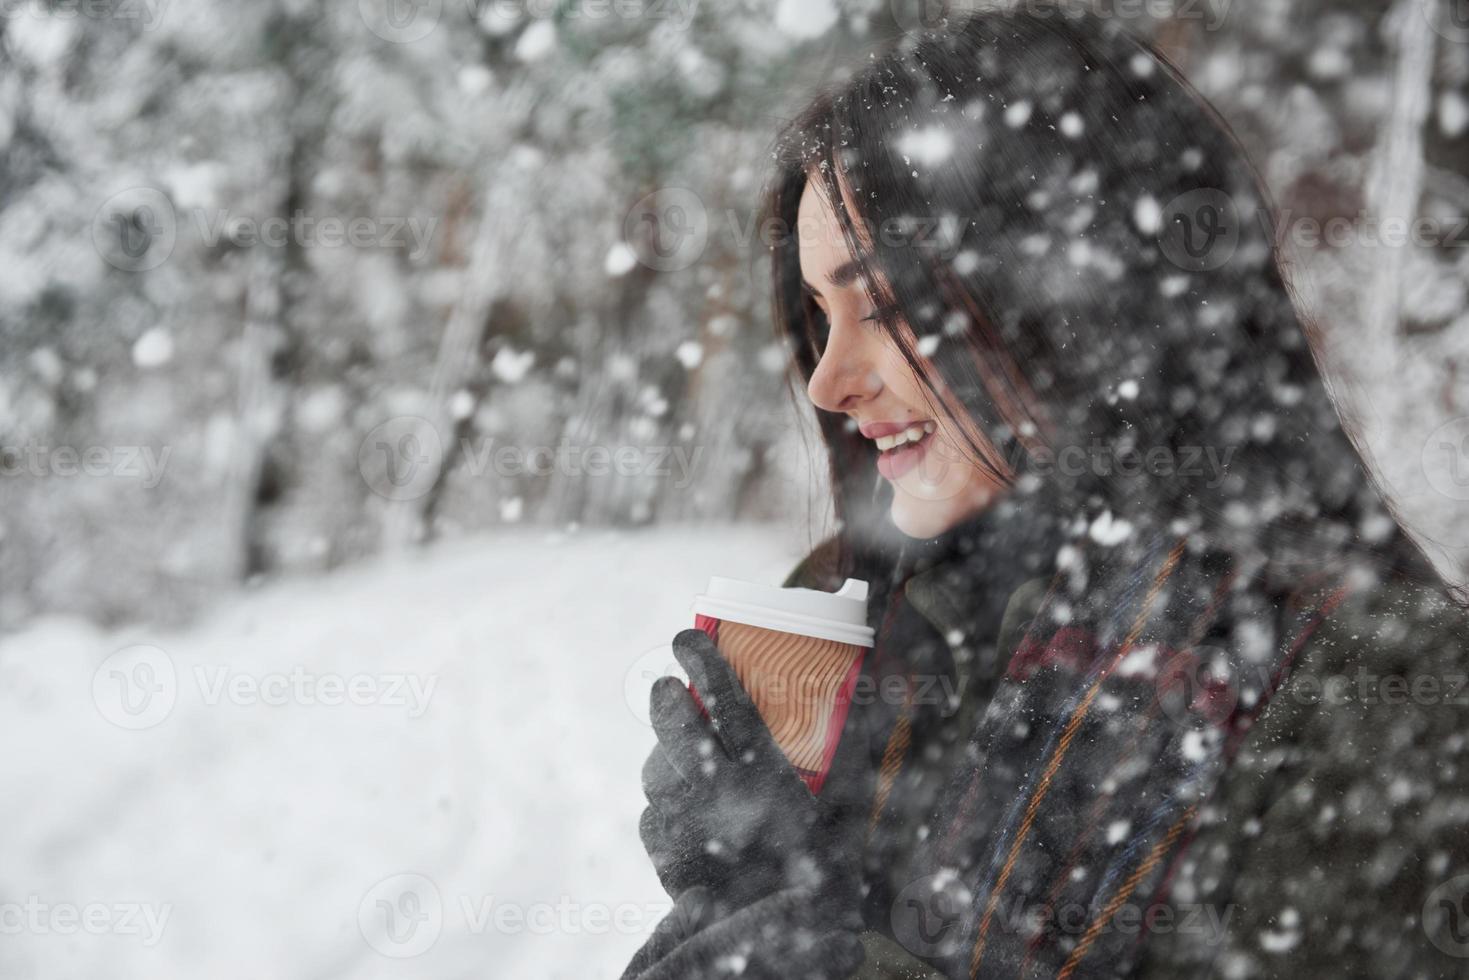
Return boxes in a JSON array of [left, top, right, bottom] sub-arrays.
[[638, 628, 868, 919], [622, 886, 865, 980]]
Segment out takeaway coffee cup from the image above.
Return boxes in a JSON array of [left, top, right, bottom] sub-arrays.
[[691, 576, 875, 794]]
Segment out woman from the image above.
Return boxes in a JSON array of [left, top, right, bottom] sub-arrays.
[[625, 10, 1468, 979]]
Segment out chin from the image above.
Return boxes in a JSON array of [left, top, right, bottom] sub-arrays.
[[888, 491, 973, 540], [888, 477, 1004, 539]]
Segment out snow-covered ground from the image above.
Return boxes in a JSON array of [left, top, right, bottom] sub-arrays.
[[0, 525, 811, 979]]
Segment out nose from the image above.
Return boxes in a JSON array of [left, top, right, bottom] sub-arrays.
[[806, 318, 883, 414]]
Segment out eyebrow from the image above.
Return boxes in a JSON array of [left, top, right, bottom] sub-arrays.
[[801, 258, 864, 300]]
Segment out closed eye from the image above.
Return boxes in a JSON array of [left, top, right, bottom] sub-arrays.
[[861, 302, 903, 326]]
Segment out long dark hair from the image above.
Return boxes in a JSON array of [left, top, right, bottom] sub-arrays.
[[761, 8, 1454, 626]]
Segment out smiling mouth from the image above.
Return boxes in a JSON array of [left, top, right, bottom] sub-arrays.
[[872, 420, 935, 453], [873, 421, 937, 482]]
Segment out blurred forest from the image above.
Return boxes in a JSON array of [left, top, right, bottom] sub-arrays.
[[1, 0, 1467, 627]]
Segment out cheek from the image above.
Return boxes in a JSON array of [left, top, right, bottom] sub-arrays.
[[874, 345, 929, 410]]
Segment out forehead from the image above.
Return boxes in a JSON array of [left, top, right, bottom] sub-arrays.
[[797, 171, 836, 218], [797, 177, 840, 244], [796, 173, 862, 277]]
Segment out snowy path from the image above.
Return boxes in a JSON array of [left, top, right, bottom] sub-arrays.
[[0, 526, 809, 979]]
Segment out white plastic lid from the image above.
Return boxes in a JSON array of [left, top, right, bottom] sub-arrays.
[[692, 576, 875, 648]]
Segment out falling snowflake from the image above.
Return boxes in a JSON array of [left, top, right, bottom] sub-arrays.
[[132, 328, 174, 369], [448, 389, 476, 421], [491, 347, 535, 384], [1004, 100, 1033, 128], [1133, 195, 1163, 235], [675, 341, 703, 369], [1089, 511, 1134, 546], [898, 125, 955, 167], [514, 20, 557, 62], [605, 242, 637, 277]]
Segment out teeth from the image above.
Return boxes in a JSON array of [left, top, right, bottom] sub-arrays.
[[874, 422, 933, 452]]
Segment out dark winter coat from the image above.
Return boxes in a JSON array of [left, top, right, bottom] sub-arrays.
[[779, 514, 1469, 979]]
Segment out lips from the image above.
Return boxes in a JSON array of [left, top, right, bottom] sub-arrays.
[[872, 420, 935, 452], [863, 419, 938, 482], [859, 420, 925, 439]]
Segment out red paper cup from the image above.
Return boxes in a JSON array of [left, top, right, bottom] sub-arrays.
[[690, 577, 873, 794]]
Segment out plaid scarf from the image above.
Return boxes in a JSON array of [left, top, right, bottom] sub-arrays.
[[842, 493, 1352, 979]]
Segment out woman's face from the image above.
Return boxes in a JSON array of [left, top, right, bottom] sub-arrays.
[[796, 176, 1010, 539]]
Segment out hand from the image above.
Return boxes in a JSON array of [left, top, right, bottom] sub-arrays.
[[638, 628, 867, 918], [619, 886, 719, 980], [624, 886, 865, 980]]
